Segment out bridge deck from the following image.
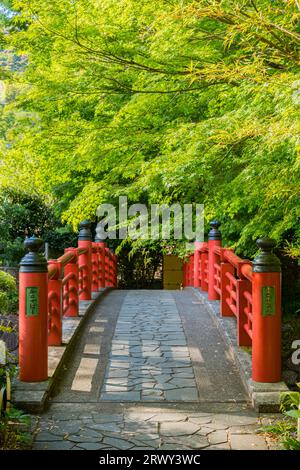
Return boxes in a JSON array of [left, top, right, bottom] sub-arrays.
[[33, 290, 276, 450]]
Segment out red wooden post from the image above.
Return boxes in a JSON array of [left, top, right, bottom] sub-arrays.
[[111, 251, 117, 287], [108, 250, 113, 287], [95, 237, 106, 289], [48, 259, 62, 345], [200, 250, 208, 291], [236, 278, 252, 347], [19, 236, 48, 382], [189, 253, 194, 287], [78, 220, 92, 300], [105, 247, 110, 287], [194, 241, 202, 288], [91, 242, 99, 292], [64, 248, 79, 317], [252, 238, 281, 383], [110, 252, 114, 287], [220, 261, 235, 316], [208, 220, 222, 300], [96, 245, 101, 289]]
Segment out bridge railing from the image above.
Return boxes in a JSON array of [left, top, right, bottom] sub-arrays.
[[183, 221, 282, 384], [18, 220, 117, 382]]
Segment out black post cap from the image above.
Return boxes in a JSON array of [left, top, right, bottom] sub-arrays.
[[78, 220, 92, 241], [94, 235, 105, 243], [253, 238, 281, 273], [19, 236, 48, 273], [208, 220, 221, 241]]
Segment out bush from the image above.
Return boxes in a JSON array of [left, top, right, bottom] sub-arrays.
[[0, 271, 18, 315], [44, 226, 77, 258], [0, 189, 77, 266], [0, 363, 32, 450], [0, 292, 8, 314], [0, 238, 25, 268]]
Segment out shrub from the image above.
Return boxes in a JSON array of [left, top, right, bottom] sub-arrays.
[[0, 272, 18, 315], [0, 238, 25, 268]]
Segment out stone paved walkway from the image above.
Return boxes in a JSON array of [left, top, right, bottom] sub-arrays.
[[33, 290, 280, 450], [100, 291, 198, 402]]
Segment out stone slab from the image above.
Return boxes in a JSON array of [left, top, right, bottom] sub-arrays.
[[12, 289, 110, 413]]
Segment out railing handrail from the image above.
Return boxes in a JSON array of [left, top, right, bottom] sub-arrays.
[[18, 221, 118, 382], [240, 262, 253, 281], [57, 250, 77, 266], [223, 249, 243, 267], [182, 222, 282, 384]]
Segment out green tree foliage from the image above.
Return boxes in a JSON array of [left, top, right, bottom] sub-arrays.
[[0, 270, 17, 314], [0, 188, 76, 265], [1, 0, 300, 256]]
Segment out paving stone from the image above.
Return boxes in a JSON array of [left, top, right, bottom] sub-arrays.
[[86, 422, 122, 433], [51, 421, 83, 434], [164, 436, 209, 449], [79, 428, 104, 439], [201, 422, 228, 430], [142, 395, 165, 401], [77, 442, 107, 450], [92, 414, 123, 423], [142, 382, 160, 389], [110, 350, 129, 356], [150, 369, 174, 376], [159, 443, 189, 450], [165, 388, 198, 401], [163, 353, 191, 359], [208, 430, 228, 445], [101, 391, 141, 401], [212, 414, 258, 426], [133, 437, 161, 448], [35, 431, 63, 442], [109, 361, 131, 369], [164, 341, 188, 346], [169, 378, 197, 387], [228, 424, 261, 434], [34, 440, 75, 450], [160, 421, 201, 437], [130, 358, 148, 363], [154, 383, 177, 391], [126, 412, 156, 421], [102, 436, 135, 450], [103, 385, 130, 392], [150, 373, 172, 381], [230, 433, 268, 450], [188, 416, 212, 425], [165, 362, 192, 369], [131, 446, 153, 450], [141, 389, 164, 397], [106, 370, 129, 378], [197, 426, 215, 436], [68, 433, 103, 443], [106, 378, 130, 386], [78, 413, 94, 419], [150, 413, 187, 422], [123, 421, 158, 433], [207, 442, 231, 450]]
